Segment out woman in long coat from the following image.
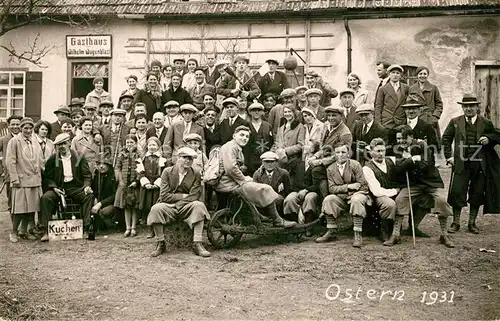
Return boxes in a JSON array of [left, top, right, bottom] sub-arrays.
[[409, 66, 444, 148], [5, 118, 44, 242], [71, 117, 100, 175], [272, 106, 305, 188]]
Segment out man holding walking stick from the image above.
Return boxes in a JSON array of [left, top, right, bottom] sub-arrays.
[[391, 125, 455, 248]]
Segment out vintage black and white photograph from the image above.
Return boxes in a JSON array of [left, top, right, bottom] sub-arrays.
[[0, 0, 499, 320]]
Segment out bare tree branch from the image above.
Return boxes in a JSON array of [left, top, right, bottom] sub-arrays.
[[0, 33, 55, 68]]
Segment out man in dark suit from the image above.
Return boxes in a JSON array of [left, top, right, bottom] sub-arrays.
[[98, 109, 131, 167], [253, 151, 292, 216], [351, 103, 387, 164], [39, 133, 94, 241], [50, 106, 71, 140], [443, 94, 500, 234], [146, 112, 168, 145], [219, 97, 250, 145], [161, 73, 193, 107], [173, 58, 187, 78], [338, 88, 360, 131], [257, 59, 290, 97], [94, 100, 113, 127], [374, 65, 409, 130], [203, 106, 221, 156], [402, 97, 438, 149], [391, 125, 455, 248], [374, 61, 390, 103], [147, 147, 211, 257], [204, 53, 220, 86]]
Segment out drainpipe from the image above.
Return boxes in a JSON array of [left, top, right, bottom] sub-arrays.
[[344, 19, 352, 74]]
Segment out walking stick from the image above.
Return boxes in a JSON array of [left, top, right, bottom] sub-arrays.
[[406, 171, 416, 248]]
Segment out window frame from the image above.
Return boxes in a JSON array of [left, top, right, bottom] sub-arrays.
[[0, 71, 26, 120], [67, 59, 112, 103]]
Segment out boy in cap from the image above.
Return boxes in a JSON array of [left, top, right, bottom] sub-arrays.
[[442, 93, 500, 234], [39, 133, 94, 241], [374, 64, 409, 129], [147, 146, 211, 257], [304, 88, 326, 122], [258, 58, 290, 97], [304, 70, 338, 107], [50, 106, 71, 140]]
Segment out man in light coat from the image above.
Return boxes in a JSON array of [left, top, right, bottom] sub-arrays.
[[374, 65, 409, 129]]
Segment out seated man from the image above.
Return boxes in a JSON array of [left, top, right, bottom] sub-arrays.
[[216, 126, 296, 228], [318, 142, 369, 248], [90, 154, 119, 231], [362, 138, 399, 243], [252, 151, 292, 215], [392, 125, 454, 248], [147, 147, 211, 257], [39, 133, 94, 241]]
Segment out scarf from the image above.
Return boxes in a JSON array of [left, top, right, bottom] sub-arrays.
[[144, 82, 162, 99]]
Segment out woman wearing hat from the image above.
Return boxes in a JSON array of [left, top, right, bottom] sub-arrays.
[[181, 58, 199, 93], [121, 75, 140, 102], [347, 73, 370, 106], [246, 102, 273, 174], [272, 105, 305, 189], [135, 72, 166, 122], [71, 117, 100, 176], [85, 77, 111, 107], [5, 118, 44, 242]]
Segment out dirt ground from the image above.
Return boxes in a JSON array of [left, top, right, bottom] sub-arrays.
[[0, 167, 499, 321]]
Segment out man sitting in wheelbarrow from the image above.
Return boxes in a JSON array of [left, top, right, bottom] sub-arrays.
[[216, 125, 296, 228]]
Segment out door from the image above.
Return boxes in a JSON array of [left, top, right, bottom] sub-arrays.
[[474, 64, 500, 127]]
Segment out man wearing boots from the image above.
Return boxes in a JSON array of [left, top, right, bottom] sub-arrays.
[[147, 147, 211, 257], [442, 93, 500, 234], [392, 125, 455, 248], [362, 138, 399, 243], [216, 126, 296, 228], [318, 142, 369, 248]]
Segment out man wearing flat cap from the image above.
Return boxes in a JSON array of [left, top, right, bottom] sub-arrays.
[[173, 58, 187, 77], [305, 70, 338, 107], [304, 88, 327, 123], [217, 55, 260, 104], [338, 88, 360, 131], [96, 100, 114, 127], [50, 106, 71, 140], [442, 93, 500, 234], [119, 93, 135, 123], [374, 64, 409, 129], [351, 103, 387, 164], [295, 85, 308, 111], [188, 67, 216, 111], [5, 117, 44, 242], [258, 59, 290, 97], [216, 126, 296, 228], [148, 146, 211, 257], [164, 104, 205, 165], [219, 97, 250, 145], [247, 102, 273, 174], [39, 133, 94, 241], [163, 101, 184, 129]]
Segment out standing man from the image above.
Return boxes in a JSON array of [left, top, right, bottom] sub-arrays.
[[204, 53, 220, 86], [0, 115, 22, 211], [374, 64, 409, 129], [402, 96, 438, 149], [204, 106, 221, 156], [318, 142, 369, 247], [173, 58, 186, 77], [162, 73, 193, 107], [219, 97, 250, 145], [5, 118, 44, 242], [218, 55, 260, 104], [443, 93, 500, 234], [119, 93, 135, 123], [374, 61, 390, 102], [147, 147, 211, 257], [304, 70, 338, 107], [99, 109, 131, 166], [39, 133, 94, 241], [188, 68, 216, 111], [50, 106, 71, 140], [258, 58, 290, 97], [351, 104, 387, 164], [338, 88, 360, 131], [146, 112, 168, 144]]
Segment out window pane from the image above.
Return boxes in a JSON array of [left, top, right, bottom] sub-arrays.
[[0, 89, 7, 98], [0, 99, 7, 109], [0, 73, 8, 85], [11, 98, 23, 109], [11, 88, 23, 97], [11, 109, 23, 116], [0, 109, 7, 118], [73, 63, 109, 77], [11, 73, 24, 85]]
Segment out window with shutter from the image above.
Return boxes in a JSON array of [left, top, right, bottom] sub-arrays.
[[25, 72, 43, 121], [0, 71, 26, 120]]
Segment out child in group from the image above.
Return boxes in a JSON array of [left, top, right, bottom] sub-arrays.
[[183, 133, 208, 201], [137, 137, 167, 238], [115, 134, 141, 237]]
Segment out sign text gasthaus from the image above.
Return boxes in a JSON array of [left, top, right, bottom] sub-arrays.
[[48, 219, 83, 241], [66, 35, 112, 58]]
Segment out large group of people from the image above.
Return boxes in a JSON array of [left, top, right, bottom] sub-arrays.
[[1, 55, 499, 259]]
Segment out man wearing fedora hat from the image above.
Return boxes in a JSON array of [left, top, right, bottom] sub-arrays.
[[374, 64, 409, 129], [257, 58, 290, 97], [304, 70, 338, 107], [5, 117, 44, 242], [50, 106, 71, 140], [442, 93, 500, 234], [68, 97, 85, 111], [39, 133, 94, 241], [401, 96, 438, 149]]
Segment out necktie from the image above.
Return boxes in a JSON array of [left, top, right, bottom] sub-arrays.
[[40, 141, 46, 155], [270, 73, 274, 81], [229, 118, 234, 127], [183, 123, 190, 137], [104, 118, 109, 125], [362, 124, 368, 136], [466, 117, 473, 126], [26, 140, 33, 158], [156, 129, 161, 137]]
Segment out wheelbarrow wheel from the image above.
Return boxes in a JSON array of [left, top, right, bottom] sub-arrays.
[[207, 208, 243, 249]]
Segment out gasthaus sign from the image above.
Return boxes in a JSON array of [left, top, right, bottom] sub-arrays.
[[66, 35, 112, 58]]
